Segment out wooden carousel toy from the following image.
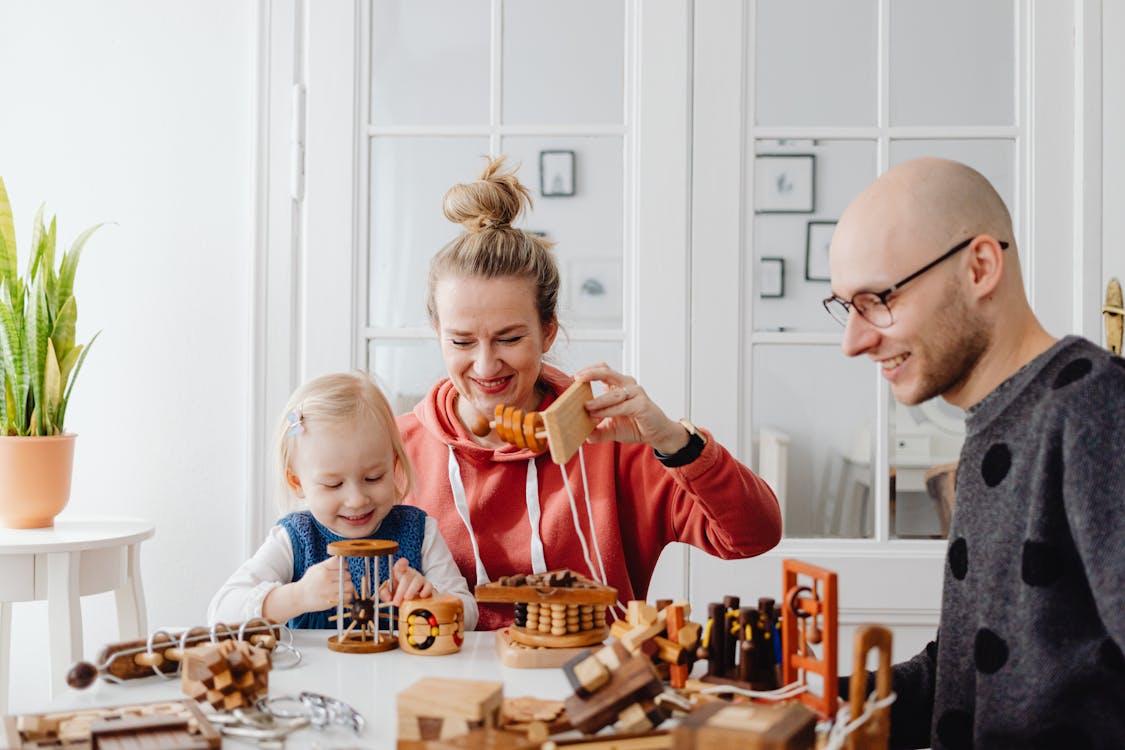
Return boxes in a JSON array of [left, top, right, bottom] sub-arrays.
[[399, 593, 466, 656], [470, 380, 596, 465], [476, 569, 617, 668], [326, 538, 399, 653]]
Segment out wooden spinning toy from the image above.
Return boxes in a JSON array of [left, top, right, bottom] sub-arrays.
[[472, 380, 596, 465], [181, 639, 270, 711], [399, 593, 466, 656], [477, 569, 616, 663], [327, 538, 399, 653]]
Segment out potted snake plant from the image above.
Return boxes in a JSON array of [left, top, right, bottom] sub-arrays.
[[0, 177, 102, 528]]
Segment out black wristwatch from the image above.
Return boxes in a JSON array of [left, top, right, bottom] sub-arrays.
[[654, 419, 707, 468]]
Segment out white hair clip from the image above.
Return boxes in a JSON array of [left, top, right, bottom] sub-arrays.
[[285, 408, 305, 438]]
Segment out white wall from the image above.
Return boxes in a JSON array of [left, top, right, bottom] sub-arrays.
[[0, 0, 254, 710]]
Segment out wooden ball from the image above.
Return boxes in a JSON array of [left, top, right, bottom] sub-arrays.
[[470, 415, 491, 437], [66, 661, 98, 689]]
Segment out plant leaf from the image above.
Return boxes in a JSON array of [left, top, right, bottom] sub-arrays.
[[56, 222, 103, 306], [45, 337, 61, 432], [58, 343, 82, 391], [43, 216, 58, 310], [25, 274, 50, 435], [27, 204, 44, 280], [0, 177, 17, 289], [58, 330, 98, 431], [3, 377, 15, 435], [51, 295, 76, 363], [0, 280, 27, 429]]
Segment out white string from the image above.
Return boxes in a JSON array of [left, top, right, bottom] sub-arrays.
[[822, 691, 897, 750], [698, 681, 809, 702], [558, 460, 601, 585], [575, 446, 627, 617]]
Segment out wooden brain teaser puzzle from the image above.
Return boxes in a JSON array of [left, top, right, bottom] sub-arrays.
[[181, 638, 270, 711], [399, 593, 466, 655], [397, 677, 504, 747], [484, 380, 596, 465], [3, 700, 220, 750], [476, 570, 616, 664]]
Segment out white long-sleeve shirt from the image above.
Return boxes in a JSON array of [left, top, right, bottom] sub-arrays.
[[207, 515, 478, 631]]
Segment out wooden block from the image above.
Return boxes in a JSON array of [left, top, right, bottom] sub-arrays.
[[398, 678, 504, 742], [563, 652, 610, 697], [628, 601, 659, 626], [671, 702, 816, 750], [677, 622, 701, 648], [541, 380, 596, 465], [564, 650, 664, 735], [544, 731, 672, 749], [411, 726, 543, 750]]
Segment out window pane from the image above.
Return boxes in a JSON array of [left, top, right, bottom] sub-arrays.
[[891, 401, 964, 539], [889, 0, 1015, 126], [371, 0, 490, 126], [751, 139, 877, 332], [754, 0, 877, 126], [889, 139, 1016, 218], [368, 339, 448, 416], [368, 137, 491, 328], [501, 136, 624, 330], [502, 0, 624, 124], [548, 339, 624, 378], [750, 345, 875, 538]]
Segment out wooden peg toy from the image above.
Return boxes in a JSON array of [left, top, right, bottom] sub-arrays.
[[399, 594, 466, 655], [326, 538, 400, 653], [479, 380, 597, 465], [181, 638, 270, 712], [698, 596, 780, 692], [845, 625, 893, 750], [477, 569, 616, 662]]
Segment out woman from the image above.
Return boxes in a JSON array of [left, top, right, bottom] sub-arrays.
[[397, 158, 782, 630]]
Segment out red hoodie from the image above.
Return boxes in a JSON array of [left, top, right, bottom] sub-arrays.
[[397, 365, 782, 631]]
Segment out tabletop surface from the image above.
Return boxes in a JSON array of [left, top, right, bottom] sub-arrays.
[[0, 516, 155, 554], [35, 630, 576, 749]]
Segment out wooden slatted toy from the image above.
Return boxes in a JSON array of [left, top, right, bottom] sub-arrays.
[[327, 538, 400, 653], [472, 380, 596, 465]]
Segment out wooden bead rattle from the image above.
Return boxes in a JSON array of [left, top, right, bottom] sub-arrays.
[[469, 380, 596, 465]]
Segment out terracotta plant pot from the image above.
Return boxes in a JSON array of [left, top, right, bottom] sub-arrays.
[[0, 433, 77, 528]]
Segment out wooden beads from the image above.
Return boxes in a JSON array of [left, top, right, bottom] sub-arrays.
[[514, 602, 606, 636], [493, 404, 547, 454]]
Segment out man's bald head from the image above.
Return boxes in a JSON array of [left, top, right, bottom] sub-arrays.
[[830, 158, 1016, 295]]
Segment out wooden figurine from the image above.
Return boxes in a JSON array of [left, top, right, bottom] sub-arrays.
[[610, 600, 701, 689], [181, 638, 270, 712], [477, 569, 617, 666], [398, 677, 504, 747], [326, 538, 400, 653], [2, 700, 221, 750], [671, 701, 816, 750], [845, 625, 893, 750], [66, 619, 287, 688], [399, 594, 466, 655], [562, 641, 668, 735], [697, 596, 781, 691], [473, 380, 596, 465], [780, 559, 838, 720]]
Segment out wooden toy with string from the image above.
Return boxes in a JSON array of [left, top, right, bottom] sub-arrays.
[[326, 539, 399, 653], [781, 558, 838, 720], [470, 380, 596, 465]]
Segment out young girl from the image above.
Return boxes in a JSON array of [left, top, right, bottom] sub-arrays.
[[208, 371, 477, 630]]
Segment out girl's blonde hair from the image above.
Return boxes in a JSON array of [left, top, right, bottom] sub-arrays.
[[275, 371, 413, 513], [425, 157, 560, 328]]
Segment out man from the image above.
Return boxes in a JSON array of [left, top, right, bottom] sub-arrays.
[[825, 157, 1125, 749]]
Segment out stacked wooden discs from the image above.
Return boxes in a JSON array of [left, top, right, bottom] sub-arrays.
[[476, 569, 617, 649], [493, 404, 548, 454]]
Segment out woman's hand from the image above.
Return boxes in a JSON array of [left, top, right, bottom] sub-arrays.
[[574, 363, 691, 455], [379, 557, 434, 606]]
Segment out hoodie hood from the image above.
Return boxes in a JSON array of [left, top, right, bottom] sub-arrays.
[[411, 364, 575, 464]]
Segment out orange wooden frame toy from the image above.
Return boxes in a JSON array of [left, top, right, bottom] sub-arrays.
[[484, 380, 596, 465], [781, 558, 838, 720]]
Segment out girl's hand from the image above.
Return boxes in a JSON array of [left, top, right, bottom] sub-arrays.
[[574, 363, 691, 455], [379, 557, 434, 606], [298, 556, 357, 612]]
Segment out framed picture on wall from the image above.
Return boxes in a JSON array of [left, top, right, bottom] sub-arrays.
[[759, 257, 784, 298], [540, 150, 576, 197], [755, 154, 815, 213], [805, 221, 837, 282]]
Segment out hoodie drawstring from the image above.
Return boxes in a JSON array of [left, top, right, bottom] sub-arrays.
[[448, 446, 490, 585]]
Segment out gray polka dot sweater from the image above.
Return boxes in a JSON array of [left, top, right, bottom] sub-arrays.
[[885, 336, 1125, 749]]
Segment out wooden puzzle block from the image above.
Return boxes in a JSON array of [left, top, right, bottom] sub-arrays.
[[181, 639, 270, 712], [671, 701, 817, 750], [398, 678, 504, 745], [490, 380, 596, 465], [563, 642, 666, 735]]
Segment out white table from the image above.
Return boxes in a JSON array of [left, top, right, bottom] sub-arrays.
[[39, 630, 573, 749], [0, 516, 154, 713]]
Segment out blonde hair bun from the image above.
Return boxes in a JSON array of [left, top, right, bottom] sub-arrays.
[[443, 156, 532, 233]]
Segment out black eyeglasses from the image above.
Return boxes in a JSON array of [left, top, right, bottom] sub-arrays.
[[822, 236, 1009, 328]]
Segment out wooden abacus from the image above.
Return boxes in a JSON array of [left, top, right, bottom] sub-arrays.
[[476, 570, 616, 651], [473, 380, 596, 465], [326, 538, 399, 653]]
